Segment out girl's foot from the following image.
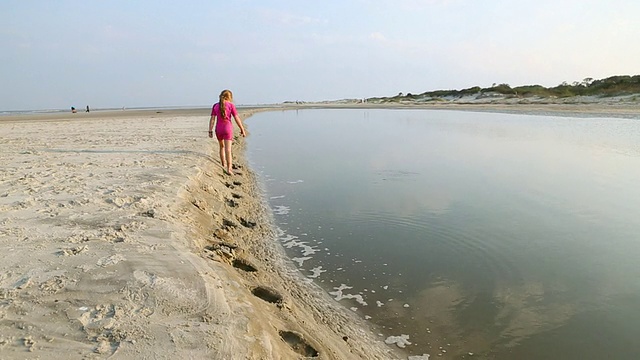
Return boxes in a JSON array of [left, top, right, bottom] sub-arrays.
[[226, 168, 234, 175]]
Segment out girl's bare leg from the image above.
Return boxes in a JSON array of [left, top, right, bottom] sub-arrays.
[[224, 139, 233, 174], [218, 140, 227, 170]]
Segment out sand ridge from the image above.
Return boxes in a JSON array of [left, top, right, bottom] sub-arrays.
[[0, 109, 401, 359]]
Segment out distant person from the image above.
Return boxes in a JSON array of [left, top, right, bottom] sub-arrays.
[[209, 89, 246, 175], [71, 106, 77, 113], [86, 105, 90, 113]]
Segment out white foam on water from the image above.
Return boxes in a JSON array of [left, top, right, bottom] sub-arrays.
[[403, 303, 410, 308], [350, 307, 358, 311], [329, 284, 368, 306], [408, 354, 431, 360], [282, 238, 304, 248], [365, 315, 372, 320], [376, 301, 384, 307], [286, 179, 304, 184], [279, 233, 298, 242], [384, 334, 412, 348], [273, 205, 290, 215], [274, 227, 284, 237], [292, 256, 312, 266], [308, 266, 326, 278], [300, 245, 320, 256], [270, 195, 285, 199], [281, 235, 320, 257]]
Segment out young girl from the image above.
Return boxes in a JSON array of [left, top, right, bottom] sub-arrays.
[[209, 89, 246, 175]]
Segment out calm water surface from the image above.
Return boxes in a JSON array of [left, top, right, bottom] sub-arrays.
[[246, 109, 640, 359]]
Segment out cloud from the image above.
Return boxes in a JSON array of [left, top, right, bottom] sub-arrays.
[[257, 8, 325, 27], [369, 32, 387, 42]]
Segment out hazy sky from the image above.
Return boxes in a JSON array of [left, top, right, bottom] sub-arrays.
[[2, 0, 639, 110]]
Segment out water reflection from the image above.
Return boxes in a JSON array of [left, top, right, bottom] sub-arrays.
[[247, 109, 640, 359]]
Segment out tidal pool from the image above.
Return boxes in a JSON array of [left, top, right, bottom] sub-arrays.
[[246, 109, 640, 359]]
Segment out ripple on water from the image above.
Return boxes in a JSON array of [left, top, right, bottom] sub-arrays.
[[350, 209, 522, 287]]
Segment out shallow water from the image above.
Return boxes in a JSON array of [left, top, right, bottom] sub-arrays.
[[246, 109, 640, 359]]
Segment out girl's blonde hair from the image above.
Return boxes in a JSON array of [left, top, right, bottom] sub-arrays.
[[219, 89, 233, 119]]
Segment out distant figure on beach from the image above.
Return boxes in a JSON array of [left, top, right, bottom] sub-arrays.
[[71, 106, 77, 113], [86, 105, 90, 113], [209, 89, 246, 175]]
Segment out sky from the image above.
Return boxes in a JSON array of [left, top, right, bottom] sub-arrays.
[[1, 0, 639, 110]]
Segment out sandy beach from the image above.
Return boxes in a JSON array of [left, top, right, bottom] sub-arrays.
[[1, 103, 639, 359], [0, 108, 402, 359]]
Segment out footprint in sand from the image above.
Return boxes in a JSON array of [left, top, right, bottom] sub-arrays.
[[239, 217, 256, 229], [222, 218, 237, 230], [251, 286, 283, 305], [232, 258, 258, 272], [279, 330, 319, 357]]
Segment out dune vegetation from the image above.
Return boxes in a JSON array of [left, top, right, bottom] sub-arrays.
[[369, 75, 640, 103]]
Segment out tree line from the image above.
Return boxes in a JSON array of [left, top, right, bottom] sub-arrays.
[[372, 75, 640, 101]]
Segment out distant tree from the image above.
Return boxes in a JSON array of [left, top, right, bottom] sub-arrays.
[[582, 77, 594, 87], [491, 83, 514, 95], [460, 86, 481, 95]]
